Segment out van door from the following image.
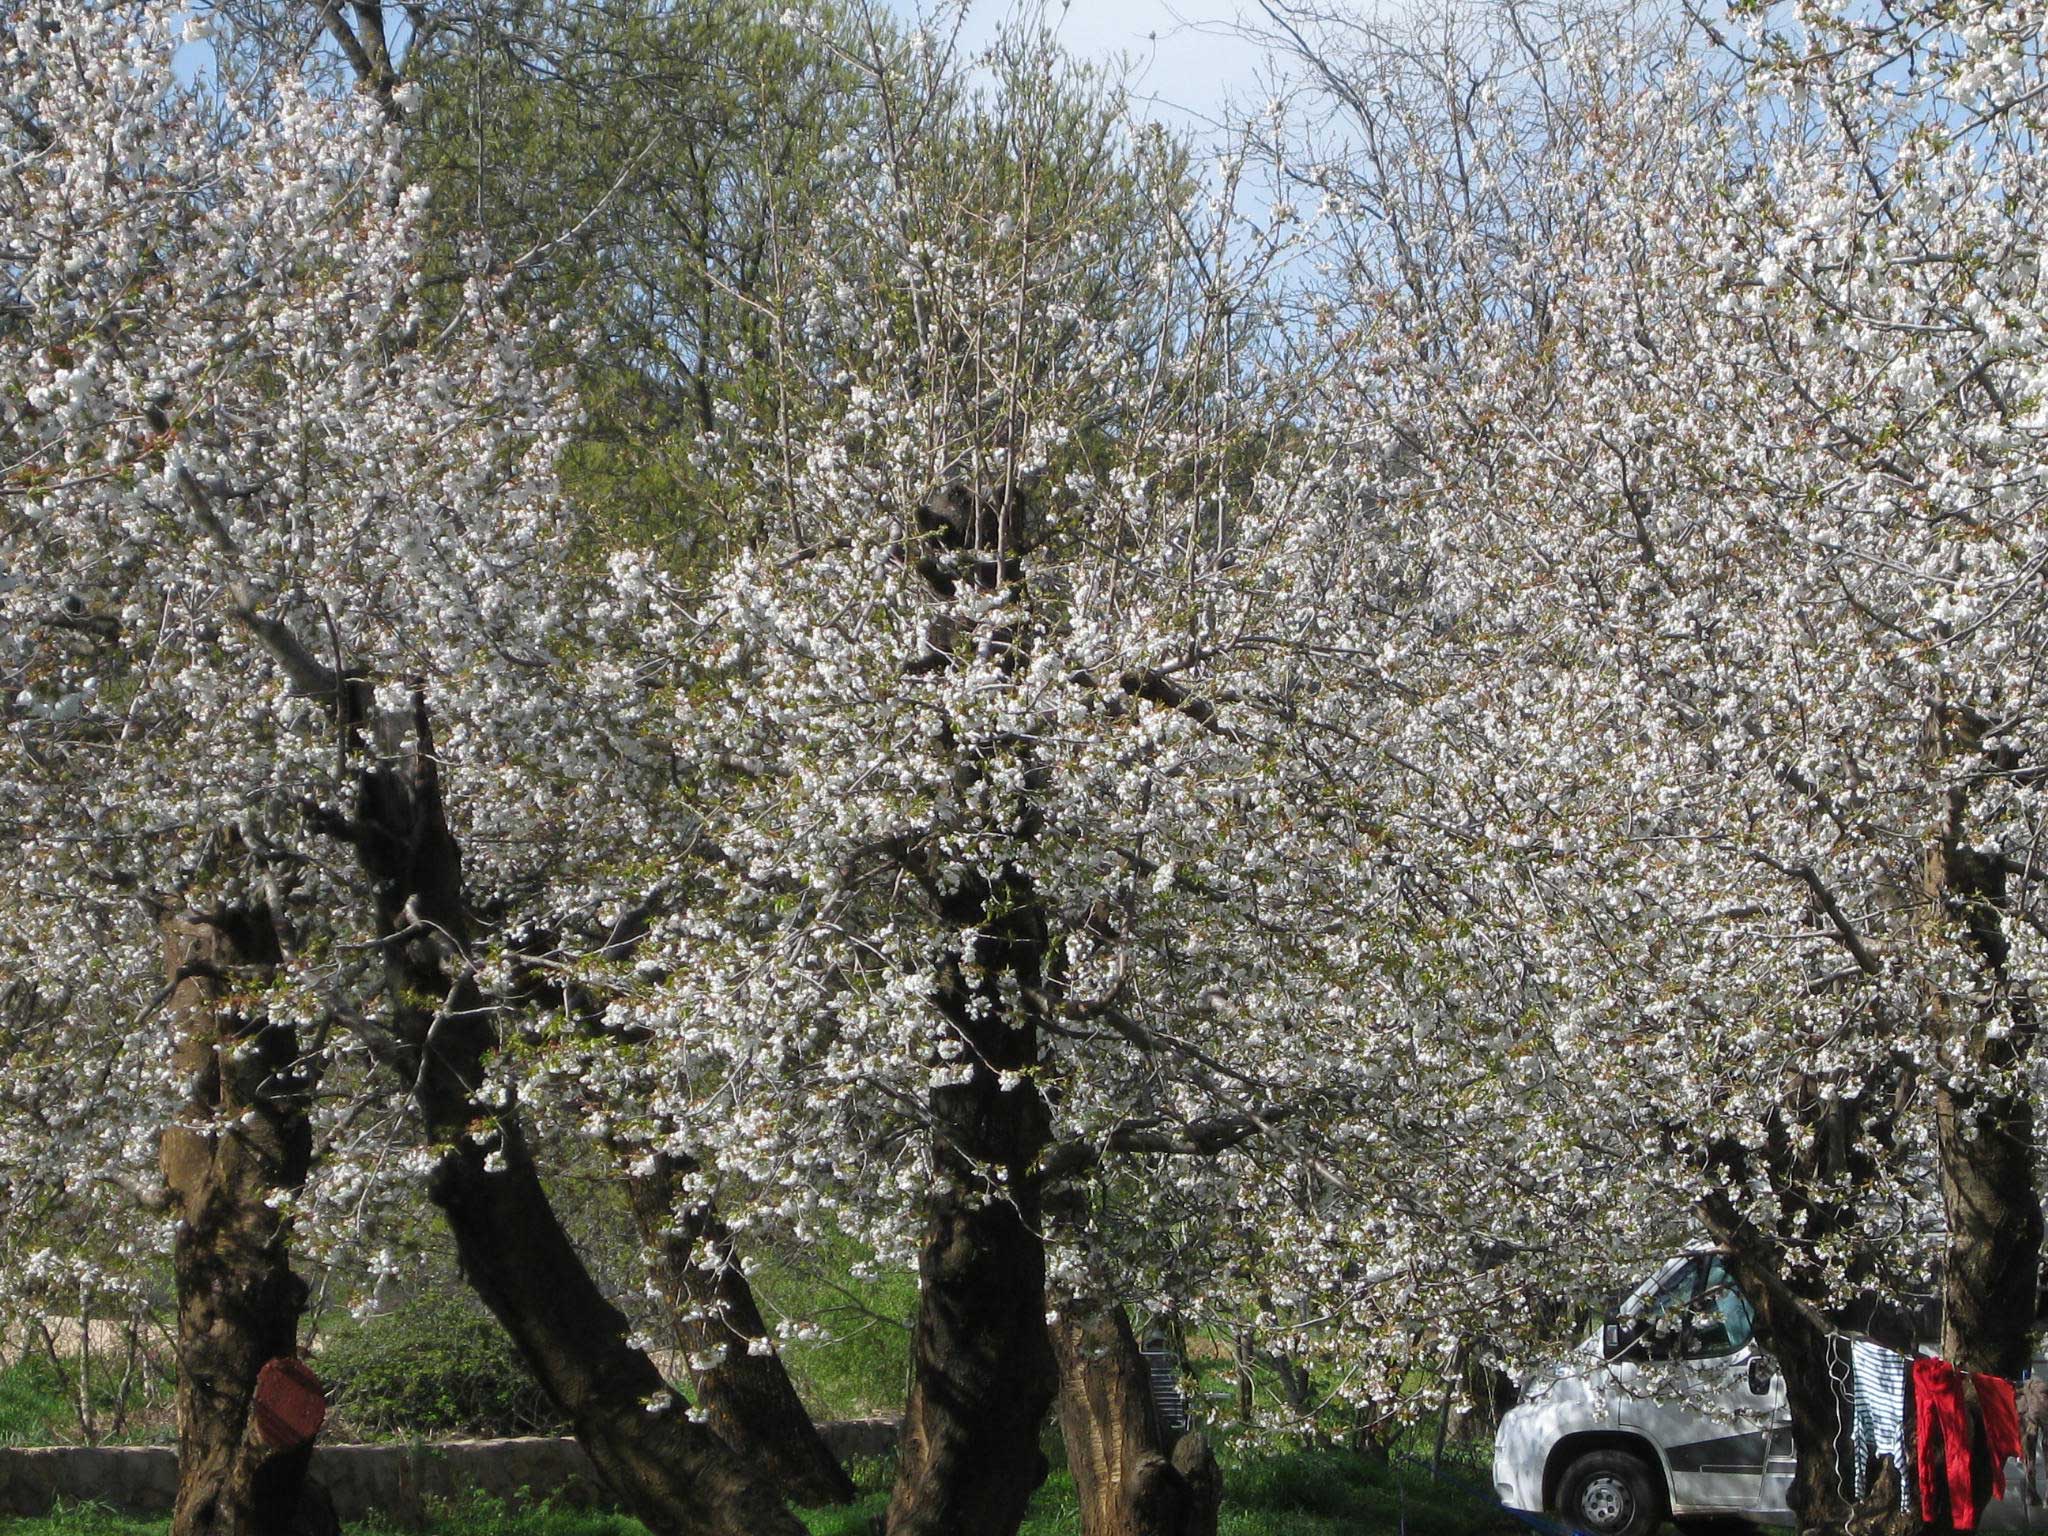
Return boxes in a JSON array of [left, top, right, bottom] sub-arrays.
[[1613, 1256, 1782, 1516]]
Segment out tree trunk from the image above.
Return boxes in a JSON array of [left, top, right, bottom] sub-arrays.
[[427, 1122, 800, 1536], [1936, 1082, 2042, 1376], [885, 1179, 1057, 1536], [160, 906, 320, 1536], [625, 1149, 855, 1505], [1924, 736, 2043, 1378], [1705, 1201, 1915, 1536], [1173, 1435, 1223, 1536], [1052, 1299, 1222, 1536], [884, 922, 1059, 1536], [316, 696, 802, 1536]]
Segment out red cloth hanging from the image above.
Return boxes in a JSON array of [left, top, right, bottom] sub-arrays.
[[1915, 1358, 1975, 1526], [1977, 1374, 2021, 1502], [1913, 1357, 2024, 1529]]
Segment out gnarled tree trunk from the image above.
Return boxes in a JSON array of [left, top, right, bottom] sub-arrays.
[[427, 1119, 799, 1536], [1052, 1299, 1222, 1536], [885, 1173, 1057, 1536], [884, 921, 1060, 1536], [1925, 722, 2043, 1378], [1936, 1081, 2041, 1377], [316, 696, 802, 1536], [882, 493, 1072, 1534], [160, 905, 321, 1536], [626, 1148, 855, 1505], [1705, 1197, 1916, 1536]]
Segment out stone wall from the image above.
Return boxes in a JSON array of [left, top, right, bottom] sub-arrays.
[[0, 1421, 900, 1525]]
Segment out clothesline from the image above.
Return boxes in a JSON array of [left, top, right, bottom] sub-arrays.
[[1832, 1331, 2032, 1531]]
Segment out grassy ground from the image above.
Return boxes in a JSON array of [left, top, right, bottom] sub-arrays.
[[0, 1300, 1521, 1534], [0, 1441, 1516, 1536], [0, 1354, 172, 1449]]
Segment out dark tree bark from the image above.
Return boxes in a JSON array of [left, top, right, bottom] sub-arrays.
[[883, 492, 1063, 1536], [1925, 808, 2043, 1380], [625, 1148, 855, 1505], [314, 695, 802, 1536], [1172, 1435, 1223, 1536], [884, 909, 1060, 1536], [1704, 1193, 1915, 1536], [427, 1119, 798, 1536], [1937, 1082, 2042, 1376], [160, 905, 321, 1536], [885, 1171, 1057, 1536], [1051, 1299, 1222, 1536]]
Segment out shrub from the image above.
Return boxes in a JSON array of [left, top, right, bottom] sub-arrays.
[[317, 1296, 566, 1440]]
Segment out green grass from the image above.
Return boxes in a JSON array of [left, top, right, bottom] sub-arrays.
[[1214, 1445, 1504, 1536], [749, 1240, 918, 1422], [0, 1351, 173, 1449], [0, 1442, 1517, 1536], [797, 1442, 1515, 1536], [0, 1504, 164, 1536], [345, 1490, 650, 1536], [0, 1357, 72, 1447]]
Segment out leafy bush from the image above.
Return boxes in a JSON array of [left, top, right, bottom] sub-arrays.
[[317, 1296, 566, 1440], [0, 1347, 171, 1448]]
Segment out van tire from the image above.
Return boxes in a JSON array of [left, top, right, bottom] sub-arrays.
[[1558, 1448, 1661, 1536]]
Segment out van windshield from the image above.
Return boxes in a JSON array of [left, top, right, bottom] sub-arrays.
[[1691, 1258, 1755, 1354], [1618, 1254, 1756, 1357], [1620, 1257, 1698, 1321]]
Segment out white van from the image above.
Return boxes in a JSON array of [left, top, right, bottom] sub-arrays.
[[1492, 1251, 2039, 1536]]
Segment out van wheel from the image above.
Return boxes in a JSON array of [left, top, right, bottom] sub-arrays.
[[1559, 1448, 1661, 1536]]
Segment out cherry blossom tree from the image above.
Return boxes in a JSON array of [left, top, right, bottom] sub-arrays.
[[0, 4, 807, 1531], [535, 12, 1444, 1530], [1270, 0, 2048, 1527]]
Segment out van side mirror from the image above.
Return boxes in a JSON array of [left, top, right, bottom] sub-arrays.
[[1603, 1318, 1645, 1360], [1748, 1354, 1774, 1395]]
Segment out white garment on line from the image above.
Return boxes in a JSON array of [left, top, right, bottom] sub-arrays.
[[1849, 1337, 1911, 1510]]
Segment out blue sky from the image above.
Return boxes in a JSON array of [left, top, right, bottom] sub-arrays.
[[175, 4, 1282, 132], [173, 2, 1288, 145], [890, 1, 1284, 135]]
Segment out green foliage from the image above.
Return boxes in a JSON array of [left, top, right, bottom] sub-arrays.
[[0, 1356, 71, 1446], [317, 1295, 566, 1440], [402, 0, 878, 567], [748, 1239, 916, 1421], [0, 1349, 168, 1447]]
